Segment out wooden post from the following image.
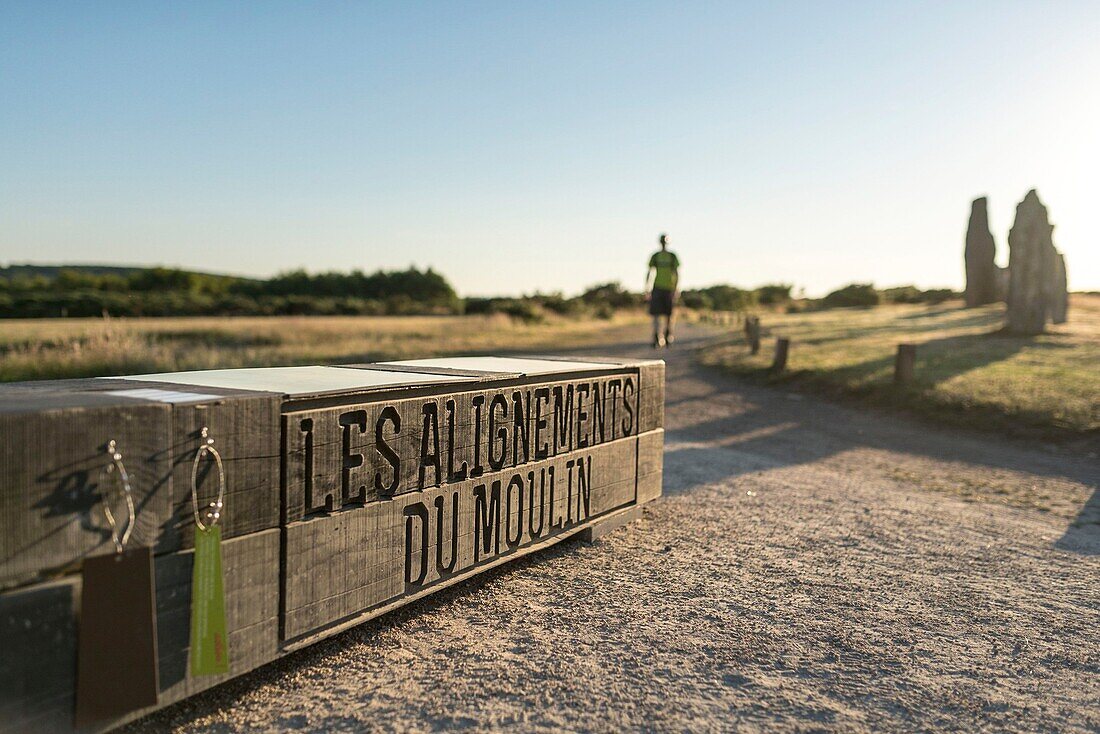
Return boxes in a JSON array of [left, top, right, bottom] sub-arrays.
[[744, 316, 761, 355], [771, 337, 789, 373], [895, 344, 916, 385]]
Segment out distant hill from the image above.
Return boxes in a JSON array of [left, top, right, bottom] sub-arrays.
[[1, 264, 141, 280], [0, 263, 252, 283]]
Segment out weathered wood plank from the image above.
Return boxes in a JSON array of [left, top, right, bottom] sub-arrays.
[[0, 529, 280, 734], [280, 501, 646, 655], [0, 396, 173, 591], [282, 435, 639, 640], [282, 373, 643, 521], [637, 361, 665, 434], [146, 528, 280, 714], [580, 504, 643, 542], [637, 428, 665, 504], [339, 363, 523, 380], [0, 577, 77, 734], [86, 378, 282, 553], [164, 395, 281, 553]]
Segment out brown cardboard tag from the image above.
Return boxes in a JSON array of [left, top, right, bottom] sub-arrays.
[[75, 547, 159, 727]]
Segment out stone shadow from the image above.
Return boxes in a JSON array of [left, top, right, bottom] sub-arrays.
[[1056, 488, 1100, 556]]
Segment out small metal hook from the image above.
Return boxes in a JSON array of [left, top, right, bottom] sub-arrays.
[[191, 427, 226, 532], [101, 439, 135, 553]]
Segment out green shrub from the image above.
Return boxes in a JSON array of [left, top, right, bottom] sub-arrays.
[[580, 282, 640, 309], [823, 283, 880, 308], [462, 297, 499, 316], [538, 293, 582, 316], [500, 300, 544, 323], [881, 286, 923, 304], [680, 285, 755, 312], [920, 288, 957, 304], [755, 284, 792, 305], [679, 291, 710, 310], [881, 286, 960, 305]]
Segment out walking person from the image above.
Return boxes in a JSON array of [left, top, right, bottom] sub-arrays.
[[645, 233, 680, 348]]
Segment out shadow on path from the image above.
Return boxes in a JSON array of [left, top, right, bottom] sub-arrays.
[[560, 323, 1100, 554], [1057, 488, 1100, 555]]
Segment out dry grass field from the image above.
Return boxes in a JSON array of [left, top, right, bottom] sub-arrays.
[[2, 297, 1096, 439], [699, 294, 1099, 438], [0, 312, 647, 382]]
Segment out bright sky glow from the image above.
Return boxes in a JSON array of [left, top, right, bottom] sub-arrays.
[[1, 1, 1097, 296]]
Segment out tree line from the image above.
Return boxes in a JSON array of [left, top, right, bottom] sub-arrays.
[[0, 265, 958, 319], [0, 266, 460, 318]]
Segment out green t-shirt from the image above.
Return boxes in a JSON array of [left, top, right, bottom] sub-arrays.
[[649, 250, 680, 290]]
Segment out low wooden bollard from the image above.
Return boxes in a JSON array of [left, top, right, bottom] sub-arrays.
[[0, 355, 666, 732], [895, 344, 917, 384], [744, 316, 761, 354], [771, 337, 790, 373]]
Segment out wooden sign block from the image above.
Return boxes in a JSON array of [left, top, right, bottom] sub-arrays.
[[0, 356, 665, 732], [278, 362, 648, 641]]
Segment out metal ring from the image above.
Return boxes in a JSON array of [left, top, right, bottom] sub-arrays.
[[101, 439, 135, 553], [191, 427, 226, 531]]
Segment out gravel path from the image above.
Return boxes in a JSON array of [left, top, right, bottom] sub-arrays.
[[128, 326, 1100, 733]]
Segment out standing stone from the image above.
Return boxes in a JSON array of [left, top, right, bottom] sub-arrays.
[[964, 197, 999, 307], [1006, 190, 1057, 334], [1051, 252, 1069, 324]]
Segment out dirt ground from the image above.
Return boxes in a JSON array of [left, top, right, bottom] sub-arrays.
[[127, 325, 1100, 733]]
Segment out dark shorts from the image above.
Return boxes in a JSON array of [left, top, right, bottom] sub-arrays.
[[648, 287, 675, 316]]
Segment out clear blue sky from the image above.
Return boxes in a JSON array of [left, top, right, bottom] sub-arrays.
[[2, 1, 1097, 296]]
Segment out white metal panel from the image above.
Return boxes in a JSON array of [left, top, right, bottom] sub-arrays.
[[382, 356, 623, 375], [102, 388, 224, 404], [110, 366, 476, 396]]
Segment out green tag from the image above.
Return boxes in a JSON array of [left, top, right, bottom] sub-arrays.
[[190, 526, 230, 676]]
